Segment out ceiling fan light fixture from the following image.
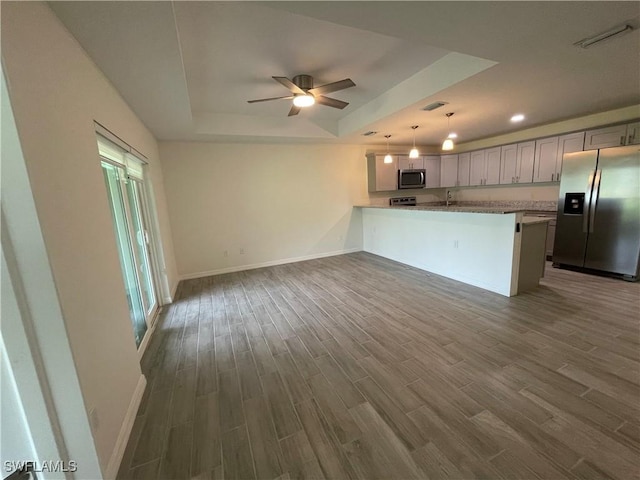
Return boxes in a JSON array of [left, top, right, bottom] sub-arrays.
[[293, 94, 315, 107], [409, 125, 419, 158]]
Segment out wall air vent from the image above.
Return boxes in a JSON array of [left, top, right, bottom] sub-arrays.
[[362, 131, 378, 136], [422, 101, 448, 111]]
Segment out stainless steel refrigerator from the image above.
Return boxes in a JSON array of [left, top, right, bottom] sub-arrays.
[[553, 145, 640, 280]]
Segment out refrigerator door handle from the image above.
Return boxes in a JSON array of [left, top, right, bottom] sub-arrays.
[[583, 170, 596, 233], [589, 169, 602, 233]]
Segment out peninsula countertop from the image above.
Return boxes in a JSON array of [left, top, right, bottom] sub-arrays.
[[354, 200, 558, 216], [354, 204, 524, 214]]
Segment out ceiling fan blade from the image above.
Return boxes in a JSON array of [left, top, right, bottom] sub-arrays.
[[273, 76, 305, 95], [288, 105, 301, 116], [247, 95, 294, 103], [315, 95, 349, 110], [308, 78, 355, 96]]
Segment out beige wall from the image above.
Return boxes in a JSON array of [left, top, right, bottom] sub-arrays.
[[159, 142, 369, 278], [1, 2, 177, 474], [456, 104, 640, 153]]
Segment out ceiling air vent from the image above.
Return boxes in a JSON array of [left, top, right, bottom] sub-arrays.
[[422, 101, 448, 112], [362, 131, 378, 136]]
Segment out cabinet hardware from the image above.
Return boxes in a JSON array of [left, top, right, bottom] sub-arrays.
[[512, 176, 515, 183], [620, 135, 625, 146], [551, 174, 554, 181]]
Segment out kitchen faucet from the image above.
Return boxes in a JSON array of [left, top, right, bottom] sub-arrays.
[[446, 189, 452, 207]]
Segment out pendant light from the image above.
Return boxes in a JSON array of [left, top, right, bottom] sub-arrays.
[[384, 135, 393, 164], [409, 125, 419, 158], [442, 113, 455, 151]]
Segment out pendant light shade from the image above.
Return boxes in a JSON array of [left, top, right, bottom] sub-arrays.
[[409, 125, 419, 158], [384, 134, 393, 163], [442, 113, 455, 151], [442, 138, 454, 151]]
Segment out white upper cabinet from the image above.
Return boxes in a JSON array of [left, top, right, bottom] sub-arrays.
[[500, 141, 534, 184], [485, 147, 502, 185], [367, 153, 398, 192], [533, 136, 560, 183], [556, 131, 585, 180], [534, 132, 585, 183], [398, 155, 424, 170], [626, 122, 640, 145], [457, 152, 471, 186], [500, 144, 518, 184], [516, 141, 535, 183], [440, 154, 458, 187], [584, 124, 629, 149], [424, 155, 441, 188], [469, 150, 485, 186], [469, 147, 502, 186]]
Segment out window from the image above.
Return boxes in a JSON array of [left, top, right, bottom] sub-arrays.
[[98, 133, 158, 348]]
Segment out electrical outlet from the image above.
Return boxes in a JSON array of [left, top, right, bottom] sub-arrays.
[[239, 248, 245, 255], [453, 240, 459, 249], [223, 250, 228, 257]]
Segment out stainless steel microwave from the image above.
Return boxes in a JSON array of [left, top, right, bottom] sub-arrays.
[[398, 169, 426, 189]]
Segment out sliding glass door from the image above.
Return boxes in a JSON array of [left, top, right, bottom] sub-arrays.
[[101, 160, 157, 347]]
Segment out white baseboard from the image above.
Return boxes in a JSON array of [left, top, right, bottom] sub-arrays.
[[105, 374, 147, 480], [180, 247, 362, 281], [163, 280, 179, 304]]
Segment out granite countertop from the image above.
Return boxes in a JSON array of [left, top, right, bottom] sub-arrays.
[[355, 200, 558, 215], [354, 204, 525, 214]]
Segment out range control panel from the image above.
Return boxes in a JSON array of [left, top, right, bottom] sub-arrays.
[[389, 196, 417, 206]]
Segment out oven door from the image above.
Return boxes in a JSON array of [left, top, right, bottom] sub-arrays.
[[398, 169, 426, 189]]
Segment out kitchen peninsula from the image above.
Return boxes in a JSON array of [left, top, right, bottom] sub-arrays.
[[356, 203, 549, 296]]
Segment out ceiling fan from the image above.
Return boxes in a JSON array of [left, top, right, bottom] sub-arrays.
[[247, 75, 355, 116]]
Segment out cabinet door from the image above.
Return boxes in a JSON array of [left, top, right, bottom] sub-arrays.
[[457, 152, 471, 186], [469, 150, 486, 186], [516, 141, 535, 183], [584, 125, 628, 149], [533, 136, 559, 183], [500, 144, 517, 184], [556, 132, 585, 181], [398, 155, 423, 170], [485, 147, 502, 185], [424, 156, 441, 188], [375, 155, 398, 191], [440, 155, 458, 187], [626, 122, 640, 145]]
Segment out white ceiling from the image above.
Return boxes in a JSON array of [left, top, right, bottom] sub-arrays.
[[50, 1, 640, 147]]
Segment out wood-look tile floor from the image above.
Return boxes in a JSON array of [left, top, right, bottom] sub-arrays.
[[118, 252, 640, 480]]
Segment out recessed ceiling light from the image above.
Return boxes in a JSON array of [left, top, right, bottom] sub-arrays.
[[511, 114, 525, 123]]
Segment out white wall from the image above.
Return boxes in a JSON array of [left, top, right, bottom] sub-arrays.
[[2, 64, 100, 479], [159, 142, 369, 278], [1, 2, 177, 475], [362, 208, 518, 296]]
